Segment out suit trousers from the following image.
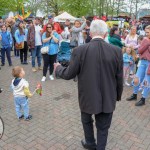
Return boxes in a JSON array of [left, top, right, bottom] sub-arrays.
[[81, 112, 113, 150]]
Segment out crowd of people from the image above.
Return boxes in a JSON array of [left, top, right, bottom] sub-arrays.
[[0, 15, 150, 102], [0, 15, 150, 104], [0, 13, 150, 150]]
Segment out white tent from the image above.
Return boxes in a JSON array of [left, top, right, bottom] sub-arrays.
[[54, 12, 76, 22]]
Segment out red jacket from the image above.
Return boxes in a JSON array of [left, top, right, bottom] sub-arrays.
[[138, 37, 150, 61], [43, 22, 62, 34]]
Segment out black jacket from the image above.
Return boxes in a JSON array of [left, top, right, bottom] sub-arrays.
[[56, 38, 123, 114]]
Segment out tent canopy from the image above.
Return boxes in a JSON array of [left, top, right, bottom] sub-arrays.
[[54, 12, 76, 22]]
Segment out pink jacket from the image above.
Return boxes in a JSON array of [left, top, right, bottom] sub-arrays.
[[138, 37, 150, 61]]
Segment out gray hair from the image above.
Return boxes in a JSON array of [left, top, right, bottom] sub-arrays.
[[90, 20, 108, 36]]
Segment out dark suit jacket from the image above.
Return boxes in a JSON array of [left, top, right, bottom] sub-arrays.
[[56, 38, 123, 114]]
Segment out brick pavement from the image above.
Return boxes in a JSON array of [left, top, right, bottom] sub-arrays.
[[0, 54, 150, 150]]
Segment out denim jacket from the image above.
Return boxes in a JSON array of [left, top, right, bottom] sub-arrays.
[[123, 53, 134, 66], [0, 31, 13, 48], [15, 29, 26, 44]]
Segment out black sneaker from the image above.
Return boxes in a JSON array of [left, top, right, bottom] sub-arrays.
[[18, 115, 24, 120], [23, 62, 28, 65], [126, 94, 137, 101], [135, 98, 145, 106], [25, 115, 32, 121], [9, 64, 13, 66], [1, 64, 4, 66]]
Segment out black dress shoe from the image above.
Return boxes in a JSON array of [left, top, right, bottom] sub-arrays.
[[126, 94, 137, 101], [23, 62, 28, 65], [81, 139, 96, 150], [135, 98, 145, 106]]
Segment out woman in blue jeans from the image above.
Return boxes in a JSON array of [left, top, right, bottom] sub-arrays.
[[126, 25, 150, 106], [0, 24, 12, 66]]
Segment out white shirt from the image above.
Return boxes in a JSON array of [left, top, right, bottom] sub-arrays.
[[78, 32, 84, 46], [11, 78, 29, 97], [35, 25, 42, 46]]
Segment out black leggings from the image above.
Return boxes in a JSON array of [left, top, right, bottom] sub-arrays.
[[42, 54, 57, 76], [20, 41, 28, 63]]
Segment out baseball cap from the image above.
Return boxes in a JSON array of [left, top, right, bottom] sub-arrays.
[[48, 15, 54, 19]]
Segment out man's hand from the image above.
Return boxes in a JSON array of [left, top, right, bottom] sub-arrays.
[[54, 62, 61, 73], [0, 35, 2, 41]]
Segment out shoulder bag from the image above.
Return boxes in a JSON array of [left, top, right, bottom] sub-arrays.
[[15, 42, 24, 50], [41, 39, 51, 54]]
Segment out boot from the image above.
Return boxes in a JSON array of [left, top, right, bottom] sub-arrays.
[[135, 97, 145, 106], [81, 139, 96, 150], [126, 94, 137, 101]]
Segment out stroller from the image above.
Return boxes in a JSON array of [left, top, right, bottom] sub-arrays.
[[57, 41, 71, 67]]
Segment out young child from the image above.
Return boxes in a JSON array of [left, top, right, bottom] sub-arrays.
[[11, 66, 32, 121], [123, 47, 135, 86]]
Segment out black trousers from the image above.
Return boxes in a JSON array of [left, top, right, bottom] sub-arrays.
[[42, 54, 57, 76], [13, 37, 19, 56], [81, 112, 113, 150], [20, 41, 28, 63]]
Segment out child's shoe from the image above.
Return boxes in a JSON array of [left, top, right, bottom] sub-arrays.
[[18, 115, 24, 120], [25, 115, 32, 121]]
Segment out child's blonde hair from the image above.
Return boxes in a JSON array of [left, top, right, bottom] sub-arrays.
[[122, 46, 136, 61], [12, 66, 23, 78]]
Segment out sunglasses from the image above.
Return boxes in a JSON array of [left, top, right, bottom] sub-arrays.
[[47, 26, 52, 28]]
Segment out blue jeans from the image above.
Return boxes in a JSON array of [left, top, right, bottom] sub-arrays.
[[14, 97, 29, 119], [1, 47, 12, 65], [133, 60, 150, 98], [31, 46, 42, 67]]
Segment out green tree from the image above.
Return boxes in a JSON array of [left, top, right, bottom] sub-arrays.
[[0, 0, 28, 16]]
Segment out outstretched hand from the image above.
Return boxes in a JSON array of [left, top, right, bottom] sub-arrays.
[[54, 62, 61, 73]]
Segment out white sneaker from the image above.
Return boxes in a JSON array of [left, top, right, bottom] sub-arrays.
[[41, 76, 46, 82], [125, 81, 130, 86], [49, 75, 54, 80]]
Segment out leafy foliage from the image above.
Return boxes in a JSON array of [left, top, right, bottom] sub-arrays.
[[0, 0, 150, 17]]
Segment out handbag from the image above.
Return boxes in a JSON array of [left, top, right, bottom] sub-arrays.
[[15, 42, 24, 50], [41, 39, 51, 54], [41, 46, 49, 54]]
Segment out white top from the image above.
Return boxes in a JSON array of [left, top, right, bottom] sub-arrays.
[[35, 25, 42, 46], [11, 78, 29, 97], [78, 32, 84, 46]]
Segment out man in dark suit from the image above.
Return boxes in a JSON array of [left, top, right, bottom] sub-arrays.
[[54, 20, 123, 150]]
